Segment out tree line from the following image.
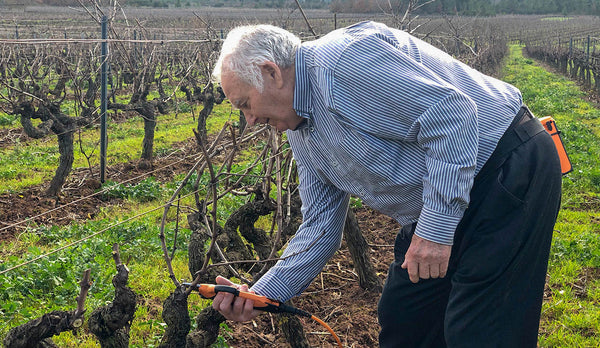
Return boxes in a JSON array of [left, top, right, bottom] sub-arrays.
[[20, 0, 600, 16], [329, 0, 600, 16]]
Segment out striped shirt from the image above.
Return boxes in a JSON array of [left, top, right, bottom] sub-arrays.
[[251, 21, 522, 302]]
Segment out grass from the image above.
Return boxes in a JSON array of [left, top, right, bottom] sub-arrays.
[[501, 45, 600, 347]]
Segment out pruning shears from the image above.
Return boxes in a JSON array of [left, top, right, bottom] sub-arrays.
[[183, 282, 343, 347]]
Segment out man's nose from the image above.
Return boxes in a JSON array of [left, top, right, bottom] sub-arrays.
[[244, 112, 256, 126]]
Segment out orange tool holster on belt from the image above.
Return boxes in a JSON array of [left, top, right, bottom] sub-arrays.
[[539, 116, 572, 175]]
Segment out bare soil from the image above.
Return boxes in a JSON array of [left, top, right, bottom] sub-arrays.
[[224, 207, 398, 348]]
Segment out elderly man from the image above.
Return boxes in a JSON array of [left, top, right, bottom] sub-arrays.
[[210, 21, 562, 347]]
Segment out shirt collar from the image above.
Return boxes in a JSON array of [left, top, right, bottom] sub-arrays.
[[293, 46, 312, 119]]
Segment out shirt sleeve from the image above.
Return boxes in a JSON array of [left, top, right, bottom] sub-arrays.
[[250, 156, 350, 301], [330, 32, 478, 245]]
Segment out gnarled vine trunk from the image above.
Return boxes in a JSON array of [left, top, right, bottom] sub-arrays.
[[17, 102, 85, 197], [196, 83, 224, 146], [88, 247, 137, 348], [344, 208, 383, 292], [47, 130, 75, 197], [158, 286, 191, 348]]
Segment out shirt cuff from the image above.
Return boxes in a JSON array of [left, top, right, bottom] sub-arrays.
[[250, 271, 296, 302], [414, 206, 462, 245]]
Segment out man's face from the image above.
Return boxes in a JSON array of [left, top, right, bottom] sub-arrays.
[[220, 63, 303, 132]]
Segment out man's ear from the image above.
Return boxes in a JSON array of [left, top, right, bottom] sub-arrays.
[[260, 61, 284, 88]]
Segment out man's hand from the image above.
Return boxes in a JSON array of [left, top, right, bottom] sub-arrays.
[[401, 234, 452, 283], [212, 276, 261, 322]]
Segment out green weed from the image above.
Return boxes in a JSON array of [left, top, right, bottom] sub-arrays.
[[0, 112, 18, 127], [102, 177, 165, 202]]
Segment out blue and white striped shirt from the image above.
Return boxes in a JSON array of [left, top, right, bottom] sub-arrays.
[[251, 21, 522, 302]]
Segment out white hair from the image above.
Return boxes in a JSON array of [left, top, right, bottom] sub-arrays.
[[212, 24, 301, 92]]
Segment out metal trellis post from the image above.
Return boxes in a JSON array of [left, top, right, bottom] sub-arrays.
[[587, 35, 591, 63], [569, 37, 573, 57], [100, 15, 108, 183]]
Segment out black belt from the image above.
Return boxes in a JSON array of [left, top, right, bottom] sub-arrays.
[[477, 106, 545, 180], [514, 105, 536, 127]]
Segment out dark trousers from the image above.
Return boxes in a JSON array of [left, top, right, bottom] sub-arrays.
[[378, 108, 563, 348]]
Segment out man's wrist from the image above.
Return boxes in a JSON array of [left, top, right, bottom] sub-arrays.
[[414, 206, 462, 245]]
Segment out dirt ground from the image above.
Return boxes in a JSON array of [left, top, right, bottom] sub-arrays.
[[0, 132, 399, 347], [224, 207, 399, 348], [0, 136, 198, 240]]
